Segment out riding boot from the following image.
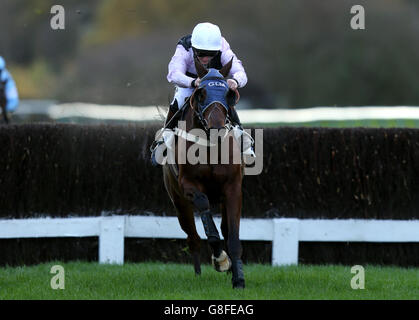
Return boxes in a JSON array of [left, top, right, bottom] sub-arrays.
[[229, 106, 242, 129], [165, 100, 179, 129], [150, 101, 179, 166], [229, 106, 255, 157]]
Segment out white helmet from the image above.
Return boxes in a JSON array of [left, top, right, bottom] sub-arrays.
[[0, 56, 5, 69], [191, 22, 222, 51]]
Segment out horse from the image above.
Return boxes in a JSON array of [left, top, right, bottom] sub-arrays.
[[162, 57, 246, 288]]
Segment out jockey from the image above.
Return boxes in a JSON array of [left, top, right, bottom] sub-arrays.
[[0, 56, 19, 114], [151, 22, 253, 166]]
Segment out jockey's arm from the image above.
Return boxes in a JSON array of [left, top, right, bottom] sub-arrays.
[[167, 45, 195, 88], [220, 38, 248, 88]]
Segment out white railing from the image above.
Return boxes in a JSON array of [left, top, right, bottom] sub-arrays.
[[18, 101, 419, 124], [0, 216, 418, 266]]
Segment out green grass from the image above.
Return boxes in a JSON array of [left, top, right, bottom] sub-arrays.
[[247, 119, 419, 128], [0, 262, 417, 300]]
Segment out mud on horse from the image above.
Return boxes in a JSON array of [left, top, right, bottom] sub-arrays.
[[162, 58, 246, 288]]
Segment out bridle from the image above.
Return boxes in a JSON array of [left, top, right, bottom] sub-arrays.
[[205, 104, 225, 127], [189, 88, 209, 130], [189, 80, 240, 132]]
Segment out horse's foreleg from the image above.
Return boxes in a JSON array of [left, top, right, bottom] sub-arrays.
[[200, 209, 222, 257], [224, 184, 245, 289], [165, 169, 202, 276], [217, 204, 234, 273], [220, 203, 230, 256], [173, 197, 202, 275], [179, 216, 201, 275], [182, 179, 224, 263]]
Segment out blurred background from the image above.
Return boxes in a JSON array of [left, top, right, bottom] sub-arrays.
[[1, 0, 419, 120]]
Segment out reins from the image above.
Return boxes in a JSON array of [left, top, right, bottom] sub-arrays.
[[189, 87, 210, 130]]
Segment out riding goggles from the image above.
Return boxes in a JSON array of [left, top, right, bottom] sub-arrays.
[[193, 48, 219, 58]]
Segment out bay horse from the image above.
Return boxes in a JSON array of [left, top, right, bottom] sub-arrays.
[[162, 58, 245, 288]]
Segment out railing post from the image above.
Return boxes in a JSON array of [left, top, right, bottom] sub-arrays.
[[272, 218, 299, 266], [99, 216, 125, 264]]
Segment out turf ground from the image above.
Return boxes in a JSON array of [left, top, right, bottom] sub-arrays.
[[0, 262, 417, 300]]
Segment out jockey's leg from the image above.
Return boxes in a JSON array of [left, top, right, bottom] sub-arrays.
[[229, 105, 242, 128], [229, 106, 255, 157], [164, 100, 179, 129], [167, 86, 194, 127], [150, 87, 193, 166]]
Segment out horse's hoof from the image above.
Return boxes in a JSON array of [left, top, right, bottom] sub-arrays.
[[194, 267, 201, 276], [194, 260, 201, 276], [211, 250, 231, 272], [232, 279, 245, 289]]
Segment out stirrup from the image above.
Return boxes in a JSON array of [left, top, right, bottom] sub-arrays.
[[150, 127, 176, 167], [232, 125, 256, 158], [242, 147, 255, 157], [151, 128, 175, 149]]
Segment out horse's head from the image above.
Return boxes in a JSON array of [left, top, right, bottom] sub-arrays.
[[191, 58, 238, 131]]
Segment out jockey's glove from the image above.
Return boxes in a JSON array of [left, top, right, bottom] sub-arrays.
[[227, 79, 238, 90], [192, 78, 201, 88]]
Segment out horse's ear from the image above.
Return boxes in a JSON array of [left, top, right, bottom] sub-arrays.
[[219, 57, 233, 78], [194, 57, 208, 78]]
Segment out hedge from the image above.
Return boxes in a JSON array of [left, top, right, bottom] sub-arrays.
[[0, 123, 418, 219]]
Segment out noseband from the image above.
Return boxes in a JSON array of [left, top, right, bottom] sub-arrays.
[[190, 94, 226, 131]]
